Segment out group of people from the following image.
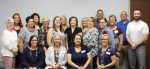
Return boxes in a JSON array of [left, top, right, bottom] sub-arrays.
[[0, 9, 149, 69]]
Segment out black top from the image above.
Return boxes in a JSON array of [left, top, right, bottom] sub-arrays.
[[38, 28, 49, 49], [97, 46, 116, 69], [21, 47, 46, 68], [67, 46, 90, 67], [64, 27, 82, 48]]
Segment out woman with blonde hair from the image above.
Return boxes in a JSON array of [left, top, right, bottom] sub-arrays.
[[61, 15, 68, 33], [38, 17, 51, 51], [97, 34, 116, 69], [45, 34, 67, 69], [81, 17, 88, 34]]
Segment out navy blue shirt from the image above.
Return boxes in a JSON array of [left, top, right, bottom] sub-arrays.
[[21, 47, 45, 68], [97, 46, 116, 69], [116, 20, 130, 45], [65, 27, 82, 48], [67, 46, 90, 67]]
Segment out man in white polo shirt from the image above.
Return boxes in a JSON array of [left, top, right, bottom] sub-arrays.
[[126, 9, 149, 69]]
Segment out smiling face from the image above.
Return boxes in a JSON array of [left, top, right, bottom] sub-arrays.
[[81, 17, 88, 28], [70, 18, 77, 27], [54, 17, 61, 27], [99, 19, 107, 29], [74, 35, 81, 46], [97, 10, 104, 19], [88, 18, 94, 28], [13, 15, 20, 24], [120, 11, 127, 21], [7, 18, 14, 30], [101, 34, 109, 47], [31, 37, 38, 47], [33, 15, 39, 23], [61, 16, 67, 25], [27, 19, 35, 28], [43, 17, 50, 27], [53, 35, 61, 46], [109, 16, 116, 26]]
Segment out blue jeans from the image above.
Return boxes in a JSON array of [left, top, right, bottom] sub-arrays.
[[128, 45, 146, 69]]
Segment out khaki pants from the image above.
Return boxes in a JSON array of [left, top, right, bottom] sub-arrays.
[[119, 45, 129, 69]]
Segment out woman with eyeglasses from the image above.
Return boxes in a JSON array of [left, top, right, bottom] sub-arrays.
[[97, 34, 116, 69], [21, 35, 45, 69], [38, 17, 51, 51]]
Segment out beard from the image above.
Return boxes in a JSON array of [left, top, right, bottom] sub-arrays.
[[134, 16, 141, 21]]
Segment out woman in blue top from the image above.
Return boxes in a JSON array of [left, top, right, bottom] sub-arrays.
[[21, 35, 45, 68], [67, 34, 91, 69], [97, 34, 116, 69]]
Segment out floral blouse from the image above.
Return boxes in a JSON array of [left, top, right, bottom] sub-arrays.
[[83, 27, 99, 57]]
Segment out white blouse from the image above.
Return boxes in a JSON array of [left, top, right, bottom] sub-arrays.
[[1, 29, 18, 57], [45, 46, 67, 66]]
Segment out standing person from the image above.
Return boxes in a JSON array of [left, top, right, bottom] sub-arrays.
[[96, 9, 105, 31], [38, 17, 51, 51], [45, 34, 67, 69], [67, 34, 91, 69], [65, 16, 82, 49], [18, 16, 38, 53], [98, 18, 115, 49], [126, 9, 149, 69], [97, 34, 116, 69], [61, 15, 68, 33], [31, 13, 42, 29], [47, 16, 66, 47], [83, 17, 99, 68], [12, 13, 24, 68], [12, 13, 23, 34], [109, 14, 123, 69], [1, 18, 18, 69], [81, 17, 88, 34], [21, 35, 45, 68], [116, 11, 130, 69]]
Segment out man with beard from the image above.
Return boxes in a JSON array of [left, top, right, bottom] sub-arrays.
[[126, 9, 149, 69]]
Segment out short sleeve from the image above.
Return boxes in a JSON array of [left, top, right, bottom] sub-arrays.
[[142, 23, 149, 34], [18, 27, 26, 39], [85, 47, 90, 53], [117, 27, 122, 35], [67, 47, 73, 54], [126, 23, 131, 35], [110, 48, 116, 56]]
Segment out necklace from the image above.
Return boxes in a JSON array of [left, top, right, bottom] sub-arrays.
[[29, 47, 38, 62]]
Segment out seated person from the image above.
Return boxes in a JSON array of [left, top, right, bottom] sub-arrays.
[[67, 34, 91, 69], [45, 34, 67, 69], [97, 34, 116, 69], [21, 35, 45, 68]]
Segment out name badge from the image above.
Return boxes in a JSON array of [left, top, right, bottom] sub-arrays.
[[81, 50, 86, 53], [106, 52, 110, 55]]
